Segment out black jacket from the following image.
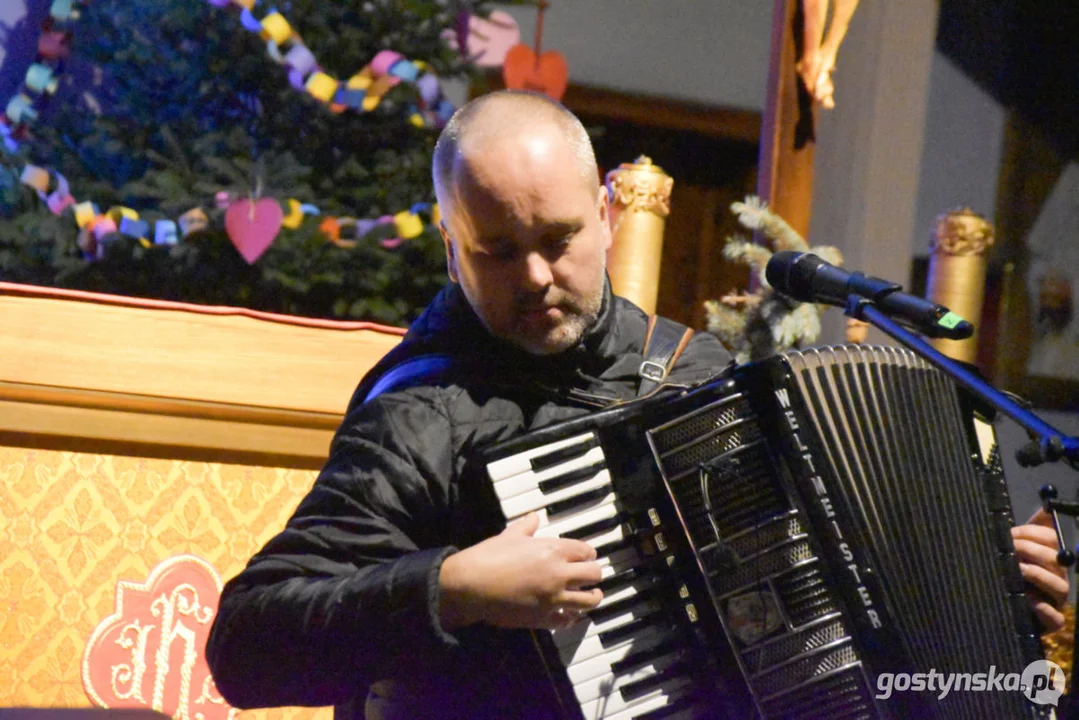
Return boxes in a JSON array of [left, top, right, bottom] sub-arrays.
[[206, 281, 733, 719]]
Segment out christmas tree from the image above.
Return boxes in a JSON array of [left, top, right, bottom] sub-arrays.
[[0, 0, 521, 325]]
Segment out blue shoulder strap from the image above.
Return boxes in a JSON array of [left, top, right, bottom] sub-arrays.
[[362, 354, 455, 403]]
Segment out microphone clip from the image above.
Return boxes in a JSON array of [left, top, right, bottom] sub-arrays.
[[843, 294, 876, 321], [842, 291, 971, 340]]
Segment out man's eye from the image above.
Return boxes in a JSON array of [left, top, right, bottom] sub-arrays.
[[550, 233, 575, 250]]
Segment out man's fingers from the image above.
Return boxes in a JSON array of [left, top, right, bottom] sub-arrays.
[[503, 513, 540, 537], [561, 556, 602, 586], [541, 606, 588, 630], [537, 589, 603, 630], [1030, 595, 1066, 633], [1019, 562, 1070, 607], [1013, 536, 1065, 568], [1013, 537, 1069, 579], [558, 587, 604, 611], [1012, 522, 1058, 547], [555, 537, 598, 563]]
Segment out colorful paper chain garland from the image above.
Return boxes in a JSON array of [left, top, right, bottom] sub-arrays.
[[1, 0, 462, 261], [2, 0, 459, 144], [208, 0, 456, 128], [15, 161, 439, 261], [0, 0, 88, 150]]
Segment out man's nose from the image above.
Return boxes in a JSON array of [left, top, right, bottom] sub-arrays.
[[521, 251, 554, 291]]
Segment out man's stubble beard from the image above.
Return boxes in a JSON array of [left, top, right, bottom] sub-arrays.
[[510, 283, 604, 356]]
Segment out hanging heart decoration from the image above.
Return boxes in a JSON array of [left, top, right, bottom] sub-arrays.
[[503, 45, 568, 100], [225, 197, 284, 263], [501, 1, 568, 101]]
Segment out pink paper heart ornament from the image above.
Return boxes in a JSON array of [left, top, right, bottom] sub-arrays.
[[225, 198, 283, 263]]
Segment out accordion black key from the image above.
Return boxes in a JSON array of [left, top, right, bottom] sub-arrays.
[[480, 345, 1051, 719]]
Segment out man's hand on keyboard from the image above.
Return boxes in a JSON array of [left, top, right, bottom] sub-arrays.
[[439, 512, 604, 631]]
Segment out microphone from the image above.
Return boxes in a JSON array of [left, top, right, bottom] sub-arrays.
[[765, 251, 975, 340]]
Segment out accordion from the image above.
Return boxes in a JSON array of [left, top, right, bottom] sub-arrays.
[[480, 345, 1050, 719]]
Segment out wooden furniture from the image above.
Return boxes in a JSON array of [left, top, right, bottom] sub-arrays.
[[0, 282, 403, 719]]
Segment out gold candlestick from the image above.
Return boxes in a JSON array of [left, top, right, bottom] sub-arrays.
[[605, 156, 673, 314], [926, 208, 994, 363]]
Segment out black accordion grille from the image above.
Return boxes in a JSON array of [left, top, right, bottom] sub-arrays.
[[655, 423, 764, 481], [712, 541, 815, 596], [649, 395, 752, 455], [760, 666, 876, 719], [672, 473, 791, 547], [773, 565, 839, 627], [660, 439, 789, 541], [742, 618, 849, 672], [725, 514, 806, 559], [754, 643, 860, 698]]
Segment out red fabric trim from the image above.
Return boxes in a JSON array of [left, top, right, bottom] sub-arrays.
[[0, 281, 409, 336]]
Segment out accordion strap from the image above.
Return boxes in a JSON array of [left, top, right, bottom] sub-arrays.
[[637, 314, 695, 397]]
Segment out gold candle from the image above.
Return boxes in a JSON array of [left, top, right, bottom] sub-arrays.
[[605, 156, 673, 314], [926, 208, 994, 363]]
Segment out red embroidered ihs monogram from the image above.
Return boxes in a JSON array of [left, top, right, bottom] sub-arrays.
[[82, 555, 236, 720]]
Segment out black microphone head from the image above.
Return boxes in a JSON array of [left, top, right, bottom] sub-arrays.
[[765, 251, 826, 302]]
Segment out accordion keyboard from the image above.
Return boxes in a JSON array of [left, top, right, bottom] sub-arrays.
[[488, 431, 718, 720]]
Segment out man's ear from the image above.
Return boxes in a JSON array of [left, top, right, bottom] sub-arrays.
[[439, 221, 459, 283], [597, 185, 613, 252]]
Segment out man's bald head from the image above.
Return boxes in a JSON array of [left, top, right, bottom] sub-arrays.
[[430, 91, 611, 355], [432, 90, 599, 204]]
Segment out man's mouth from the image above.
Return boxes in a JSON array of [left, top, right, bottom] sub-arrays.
[[520, 305, 562, 321]]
